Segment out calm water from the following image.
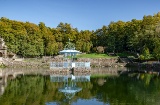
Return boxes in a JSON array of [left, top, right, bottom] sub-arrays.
[[0, 67, 160, 105]]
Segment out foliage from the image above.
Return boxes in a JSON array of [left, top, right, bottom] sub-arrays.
[[140, 46, 151, 60], [0, 12, 160, 59], [116, 52, 136, 57], [153, 41, 160, 62], [139, 55, 145, 60], [96, 46, 105, 54]]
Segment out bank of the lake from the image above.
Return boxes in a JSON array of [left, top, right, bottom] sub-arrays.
[[1, 52, 160, 70], [1, 57, 127, 68]]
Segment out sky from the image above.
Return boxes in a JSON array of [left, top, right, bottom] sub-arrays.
[[0, 0, 160, 31]]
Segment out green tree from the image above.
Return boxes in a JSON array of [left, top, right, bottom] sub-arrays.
[[140, 46, 150, 61], [153, 42, 160, 62]]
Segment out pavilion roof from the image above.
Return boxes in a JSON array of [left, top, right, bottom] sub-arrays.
[[59, 49, 80, 54]]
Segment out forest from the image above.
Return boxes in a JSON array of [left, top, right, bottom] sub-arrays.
[[0, 12, 160, 60]]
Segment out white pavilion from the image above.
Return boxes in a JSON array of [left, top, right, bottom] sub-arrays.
[[50, 40, 90, 69]]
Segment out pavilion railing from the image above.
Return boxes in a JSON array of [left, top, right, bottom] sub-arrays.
[[50, 62, 90, 69]]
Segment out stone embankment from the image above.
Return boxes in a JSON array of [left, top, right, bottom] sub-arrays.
[[2, 57, 160, 70], [2, 57, 160, 69], [77, 58, 126, 67], [1, 58, 49, 68], [1, 57, 128, 68]]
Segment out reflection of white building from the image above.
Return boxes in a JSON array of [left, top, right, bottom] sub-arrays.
[[0, 69, 24, 96], [50, 75, 90, 82], [59, 86, 82, 99], [50, 74, 90, 99]]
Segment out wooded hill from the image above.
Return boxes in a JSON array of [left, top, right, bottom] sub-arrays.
[[0, 12, 160, 60]]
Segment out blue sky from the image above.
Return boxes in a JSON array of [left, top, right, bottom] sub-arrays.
[[0, 0, 160, 31]]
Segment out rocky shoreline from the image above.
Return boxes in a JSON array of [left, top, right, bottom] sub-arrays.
[[126, 62, 160, 69], [1, 57, 160, 69], [1, 57, 122, 68]]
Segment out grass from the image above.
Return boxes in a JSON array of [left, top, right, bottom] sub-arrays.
[[76, 53, 117, 58], [91, 74, 118, 78]]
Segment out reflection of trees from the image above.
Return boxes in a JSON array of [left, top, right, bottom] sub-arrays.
[[0, 75, 61, 105], [0, 75, 48, 105], [0, 74, 160, 105], [90, 74, 160, 105], [0, 74, 93, 105]]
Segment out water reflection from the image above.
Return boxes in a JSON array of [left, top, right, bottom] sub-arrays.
[[49, 74, 90, 104], [0, 67, 160, 105]]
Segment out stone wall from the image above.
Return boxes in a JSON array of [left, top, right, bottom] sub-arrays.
[[2, 57, 126, 68], [77, 58, 120, 67], [2, 58, 49, 68]]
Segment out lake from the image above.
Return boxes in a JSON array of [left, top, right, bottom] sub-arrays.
[[0, 67, 160, 105]]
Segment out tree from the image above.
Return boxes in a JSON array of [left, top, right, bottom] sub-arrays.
[[155, 22, 160, 38], [96, 46, 105, 54], [153, 42, 160, 62], [139, 46, 150, 61]]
